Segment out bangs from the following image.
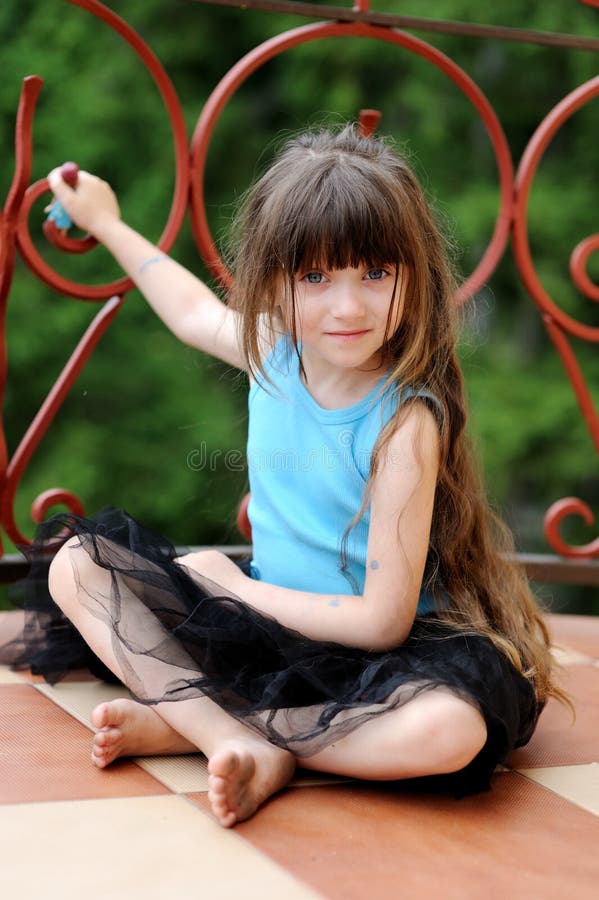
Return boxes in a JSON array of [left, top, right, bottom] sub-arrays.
[[271, 160, 405, 274]]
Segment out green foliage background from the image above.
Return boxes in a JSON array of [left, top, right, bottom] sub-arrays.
[[1, 0, 597, 612]]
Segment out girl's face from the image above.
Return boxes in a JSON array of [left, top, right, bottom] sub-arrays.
[[285, 264, 404, 377]]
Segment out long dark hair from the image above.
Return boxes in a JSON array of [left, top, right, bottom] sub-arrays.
[[229, 124, 568, 709]]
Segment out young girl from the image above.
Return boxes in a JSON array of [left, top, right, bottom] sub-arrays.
[[8, 124, 566, 828]]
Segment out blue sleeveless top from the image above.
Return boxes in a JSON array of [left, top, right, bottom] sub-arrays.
[[247, 340, 438, 614]]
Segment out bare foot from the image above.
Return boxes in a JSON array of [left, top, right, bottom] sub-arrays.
[[208, 740, 296, 828], [91, 699, 196, 768]]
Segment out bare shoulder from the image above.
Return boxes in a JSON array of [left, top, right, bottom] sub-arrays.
[[375, 399, 440, 482]]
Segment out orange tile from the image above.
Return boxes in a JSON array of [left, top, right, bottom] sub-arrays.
[[0, 684, 170, 804], [547, 613, 599, 660], [191, 774, 599, 900], [509, 665, 599, 768]]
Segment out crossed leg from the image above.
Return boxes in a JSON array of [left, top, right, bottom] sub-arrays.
[[48, 539, 296, 828], [48, 539, 487, 827]]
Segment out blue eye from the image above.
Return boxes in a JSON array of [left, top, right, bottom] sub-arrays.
[[365, 268, 387, 280], [303, 272, 325, 284]]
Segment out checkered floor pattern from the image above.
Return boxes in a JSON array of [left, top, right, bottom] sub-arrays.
[[1, 611, 598, 899]]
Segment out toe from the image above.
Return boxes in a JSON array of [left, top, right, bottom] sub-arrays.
[[94, 726, 120, 748], [208, 774, 228, 795], [219, 811, 237, 828], [91, 748, 107, 768], [94, 730, 108, 747], [208, 793, 236, 828], [91, 702, 111, 730], [208, 793, 228, 817]]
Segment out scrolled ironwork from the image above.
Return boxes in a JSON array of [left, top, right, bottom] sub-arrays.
[[16, 0, 190, 302], [42, 218, 98, 257], [2, 296, 124, 547], [513, 76, 599, 341], [570, 234, 599, 303], [31, 489, 86, 525], [513, 77, 599, 559], [190, 20, 514, 304], [544, 498, 599, 559], [0, 75, 45, 554], [1, 0, 191, 545]]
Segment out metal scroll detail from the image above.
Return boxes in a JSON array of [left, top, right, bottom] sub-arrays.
[[190, 20, 514, 304], [513, 77, 599, 559], [0, 0, 190, 549]]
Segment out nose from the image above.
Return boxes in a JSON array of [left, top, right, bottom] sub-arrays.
[[330, 282, 365, 319]]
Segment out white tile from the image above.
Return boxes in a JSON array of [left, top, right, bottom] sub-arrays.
[[2, 794, 322, 899], [136, 754, 352, 793], [0, 664, 26, 684], [136, 753, 209, 791], [518, 763, 599, 817], [551, 646, 596, 666], [35, 679, 132, 729]]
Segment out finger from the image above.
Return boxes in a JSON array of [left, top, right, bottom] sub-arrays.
[[48, 168, 74, 196], [47, 167, 61, 187], [48, 167, 94, 193]]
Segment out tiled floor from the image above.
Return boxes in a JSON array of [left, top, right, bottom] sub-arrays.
[[1, 611, 598, 899]]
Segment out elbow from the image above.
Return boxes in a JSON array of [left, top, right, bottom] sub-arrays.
[[361, 616, 413, 653], [357, 589, 417, 651]]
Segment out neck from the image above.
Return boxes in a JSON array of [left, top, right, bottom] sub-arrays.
[[300, 351, 388, 410]]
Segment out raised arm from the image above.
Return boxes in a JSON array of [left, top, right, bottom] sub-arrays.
[[47, 169, 246, 370], [187, 404, 440, 651]]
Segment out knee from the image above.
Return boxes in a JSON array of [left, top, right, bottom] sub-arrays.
[[174, 551, 195, 567], [424, 695, 488, 774], [48, 537, 84, 612]]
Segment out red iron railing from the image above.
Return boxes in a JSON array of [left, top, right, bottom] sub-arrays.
[[0, 0, 597, 564]]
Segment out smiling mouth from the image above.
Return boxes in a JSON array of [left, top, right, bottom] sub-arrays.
[[326, 330, 370, 336]]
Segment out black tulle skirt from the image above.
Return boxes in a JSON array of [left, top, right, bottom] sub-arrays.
[[1, 508, 541, 796]]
